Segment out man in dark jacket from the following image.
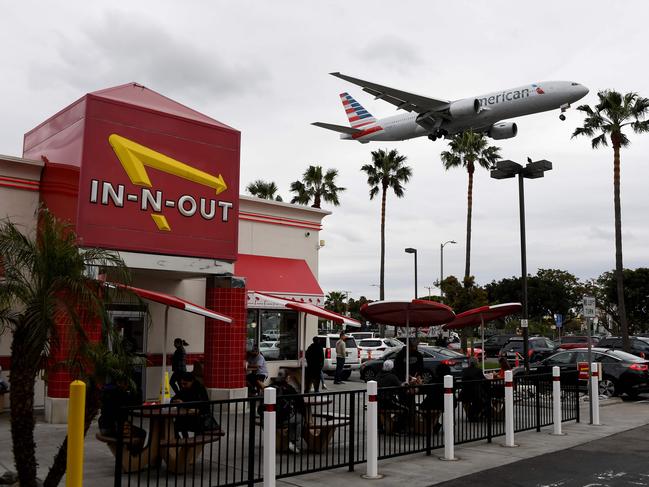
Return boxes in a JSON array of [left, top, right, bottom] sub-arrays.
[[170, 338, 188, 394], [394, 339, 424, 382], [460, 358, 488, 421], [304, 337, 325, 393]]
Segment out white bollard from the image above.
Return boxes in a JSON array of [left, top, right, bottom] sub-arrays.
[[591, 362, 600, 425], [263, 387, 276, 487], [504, 370, 517, 447], [552, 366, 564, 435], [363, 380, 382, 479], [441, 375, 457, 460]]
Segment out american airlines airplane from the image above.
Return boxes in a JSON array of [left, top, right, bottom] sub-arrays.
[[313, 72, 589, 143]]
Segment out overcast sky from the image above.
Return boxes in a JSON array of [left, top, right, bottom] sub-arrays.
[[2, 1, 648, 301]]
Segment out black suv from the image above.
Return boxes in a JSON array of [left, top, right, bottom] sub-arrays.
[[481, 334, 516, 357], [597, 336, 649, 359], [500, 336, 557, 365]]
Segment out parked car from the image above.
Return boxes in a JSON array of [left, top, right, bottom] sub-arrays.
[[258, 341, 280, 360], [359, 345, 470, 383], [314, 334, 361, 380], [481, 334, 516, 357], [558, 336, 599, 350], [500, 336, 557, 366], [526, 347, 649, 398], [262, 329, 280, 341], [597, 336, 649, 359], [447, 342, 485, 361], [348, 332, 377, 341], [358, 337, 403, 362]]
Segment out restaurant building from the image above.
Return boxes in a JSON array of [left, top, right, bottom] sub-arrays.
[[0, 83, 329, 422]]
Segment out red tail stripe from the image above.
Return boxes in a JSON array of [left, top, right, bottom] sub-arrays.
[[352, 126, 383, 139]]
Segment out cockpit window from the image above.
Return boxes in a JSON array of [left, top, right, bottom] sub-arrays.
[[571, 82, 579, 86]]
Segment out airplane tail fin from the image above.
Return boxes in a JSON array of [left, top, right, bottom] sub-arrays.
[[340, 93, 376, 128]]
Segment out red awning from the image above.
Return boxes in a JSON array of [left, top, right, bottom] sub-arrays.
[[234, 254, 324, 302], [253, 292, 361, 328], [443, 303, 521, 330], [104, 282, 232, 323], [360, 300, 455, 327]]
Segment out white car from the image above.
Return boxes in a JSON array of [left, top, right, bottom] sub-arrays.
[[314, 334, 361, 380], [358, 338, 403, 362], [262, 330, 280, 341], [348, 332, 376, 341], [259, 341, 280, 360]]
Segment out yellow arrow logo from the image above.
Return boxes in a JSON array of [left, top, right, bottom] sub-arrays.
[[108, 134, 228, 231]]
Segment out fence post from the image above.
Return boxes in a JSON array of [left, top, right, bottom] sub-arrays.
[[486, 379, 493, 443], [441, 375, 457, 461], [363, 381, 382, 479], [263, 387, 276, 487], [591, 363, 600, 426], [66, 380, 86, 487], [535, 374, 541, 432], [575, 372, 580, 423], [113, 406, 124, 487], [248, 398, 257, 486], [552, 366, 564, 435], [348, 393, 356, 472], [504, 370, 517, 447]]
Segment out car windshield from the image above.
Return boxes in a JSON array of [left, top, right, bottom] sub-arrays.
[[422, 346, 464, 358], [359, 339, 382, 347], [259, 342, 275, 348], [345, 338, 358, 348]]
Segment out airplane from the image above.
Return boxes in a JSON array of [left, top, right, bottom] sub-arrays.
[[313, 72, 589, 143]]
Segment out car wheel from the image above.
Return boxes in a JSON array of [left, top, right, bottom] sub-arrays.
[[598, 378, 617, 398], [363, 368, 376, 382], [421, 371, 433, 384], [340, 370, 352, 380]]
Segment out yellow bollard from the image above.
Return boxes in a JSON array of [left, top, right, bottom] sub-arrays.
[[66, 380, 86, 487]]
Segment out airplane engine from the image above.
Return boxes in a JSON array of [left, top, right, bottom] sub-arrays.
[[449, 98, 480, 118], [488, 122, 518, 140]]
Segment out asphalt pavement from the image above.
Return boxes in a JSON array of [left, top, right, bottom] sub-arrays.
[[434, 423, 649, 487]]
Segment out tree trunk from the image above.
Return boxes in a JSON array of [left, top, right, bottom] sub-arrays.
[[312, 192, 321, 209], [44, 390, 99, 487], [612, 142, 630, 352], [464, 164, 475, 281], [9, 338, 39, 487], [379, 184, 387, 336]]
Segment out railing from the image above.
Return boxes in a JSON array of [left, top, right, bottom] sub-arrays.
[[111, 373, 579, 487]]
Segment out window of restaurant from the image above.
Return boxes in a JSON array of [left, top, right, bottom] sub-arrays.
[[246, 309, 299, 361]]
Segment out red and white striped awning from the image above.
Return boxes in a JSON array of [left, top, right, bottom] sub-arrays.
[[104, 282, 232, 323]]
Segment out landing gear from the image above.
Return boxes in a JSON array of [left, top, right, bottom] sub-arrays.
[[428, 129, 447, 142], [559, 114, 566, 121], [559, 103, 570, 121], [428, 134, 437, 141]]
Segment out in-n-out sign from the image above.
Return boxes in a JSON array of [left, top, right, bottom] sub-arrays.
[[87, 134, 234, 232]]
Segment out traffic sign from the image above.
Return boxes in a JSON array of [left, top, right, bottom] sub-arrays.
[[554, 314, 563, 329], [583, 296, 596, 318], [521, 319, 529, 328]]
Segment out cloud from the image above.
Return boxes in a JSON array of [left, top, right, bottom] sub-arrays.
[[355, 36, 422, 71], [28, 10, 268, 100]]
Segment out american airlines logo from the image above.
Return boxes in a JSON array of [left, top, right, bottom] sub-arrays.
[[90, 134, 233, 232], [478, 85, 542, 107]]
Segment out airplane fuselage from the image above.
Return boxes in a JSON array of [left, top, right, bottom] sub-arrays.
[[341, 81, 588, 142]]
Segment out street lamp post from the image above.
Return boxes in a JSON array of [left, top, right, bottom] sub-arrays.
[[491, 158, 552, 373], [405, 248, 418, 299], [440, 240, 457, 298]]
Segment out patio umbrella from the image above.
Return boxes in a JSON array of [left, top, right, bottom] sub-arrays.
[[104, 282, 232, 401], [442, 303, 522, 370], [360, 300, 455, 381], [253, 292, 361, 393]]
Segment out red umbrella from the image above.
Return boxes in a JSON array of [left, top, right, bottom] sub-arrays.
[[361, 300, 455, 380], [443, 303, 522, 369]]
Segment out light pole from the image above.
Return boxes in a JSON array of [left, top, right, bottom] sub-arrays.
[[440, 240, 457, 298], [425, 285, 435, 298], [405, 248, 418, 299], [491, 158, 552, 373]]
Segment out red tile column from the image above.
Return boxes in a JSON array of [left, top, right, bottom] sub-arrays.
[[204, 276, 247, 397]]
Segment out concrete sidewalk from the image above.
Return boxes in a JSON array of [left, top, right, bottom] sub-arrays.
[[277, 399, 649, 487], [0, 398, 646, 486]]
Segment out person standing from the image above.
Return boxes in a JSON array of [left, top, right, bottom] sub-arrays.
[[305, 336, 324, 393], [170, 338, 188, 394], [334, 331, 347, 384]]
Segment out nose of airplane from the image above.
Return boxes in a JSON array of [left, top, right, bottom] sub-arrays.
[[577, 84, 589, 98]]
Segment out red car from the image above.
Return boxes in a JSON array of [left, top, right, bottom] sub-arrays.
[[559, 336, 599, 350]]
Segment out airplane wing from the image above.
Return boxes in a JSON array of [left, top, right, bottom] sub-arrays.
[[330, 72, 450, 114], [311, 122, 361, 135]]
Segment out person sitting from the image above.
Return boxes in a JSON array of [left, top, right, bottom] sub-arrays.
[[497, 356, 511, 379], [394, 338, 424, 383], [459, 358, 488, 422], [172, 372, 217, 438], [420, 363, 451, 434], [98, 379, 146, 451], [264, 370, 306, 453], [376, 360, 408, 433], [246, 348, 268, 395]]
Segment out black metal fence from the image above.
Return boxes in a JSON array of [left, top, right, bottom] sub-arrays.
[[111, 373, 578, 487]]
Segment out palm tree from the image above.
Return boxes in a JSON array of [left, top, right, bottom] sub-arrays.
[[290, 165, 345, 209], [572, 90, 649, 352], [0, 209, 129, 487], [361, 149, 412, 305], [440, 131, 501, 281], [246, 179, 283, 201], [325, 291, 348, 314]]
